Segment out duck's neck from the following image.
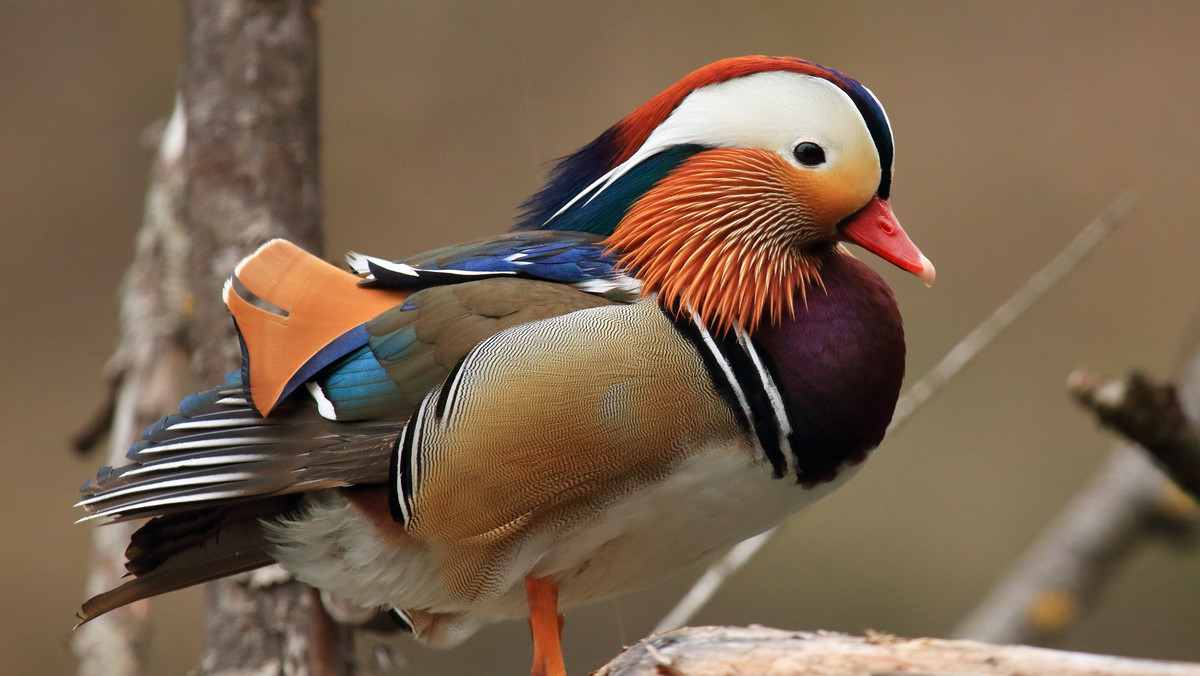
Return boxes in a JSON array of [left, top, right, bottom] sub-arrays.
[[673, 251, 905, 486]]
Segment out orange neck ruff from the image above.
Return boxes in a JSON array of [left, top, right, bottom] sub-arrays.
[[604, 148, 832, 336]]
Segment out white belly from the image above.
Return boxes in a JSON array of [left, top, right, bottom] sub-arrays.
[[530, 441, 856, 611], [270, 440, 860, 640]]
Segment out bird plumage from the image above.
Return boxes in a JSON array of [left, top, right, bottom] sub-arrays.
[[77, 55, 933, 675]]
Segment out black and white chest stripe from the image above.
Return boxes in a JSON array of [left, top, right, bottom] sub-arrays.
[[671, 311, 796, 479], [388, 406, 425, 526]]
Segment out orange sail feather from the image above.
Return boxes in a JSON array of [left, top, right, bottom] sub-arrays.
[[222, 239, 409, 416]]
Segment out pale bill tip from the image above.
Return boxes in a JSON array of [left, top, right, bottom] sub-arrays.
[[918, 254, 936, 287]]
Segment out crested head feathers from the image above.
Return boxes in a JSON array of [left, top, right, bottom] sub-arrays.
[[517, 56, 894, 232], [607, 56, 893, 199]]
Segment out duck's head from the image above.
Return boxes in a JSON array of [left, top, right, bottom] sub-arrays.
[[519, 56, 933, 334]]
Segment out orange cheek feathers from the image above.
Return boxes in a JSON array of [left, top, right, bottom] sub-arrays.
[[778, 148, 880, 229], [604, 149, 825, 334]]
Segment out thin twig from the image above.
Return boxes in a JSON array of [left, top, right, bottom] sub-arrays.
[[651, 531, 773, 635], [888, 191, 1139, 430], [652, 193, 1138, 634]]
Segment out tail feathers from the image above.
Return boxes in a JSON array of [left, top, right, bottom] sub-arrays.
[[223, 239, 408, 417], [78, 371, 396, 524], [78, 501, 291, 623]]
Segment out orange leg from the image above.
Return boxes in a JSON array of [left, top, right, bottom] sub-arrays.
[[525, 575, 566, 676]]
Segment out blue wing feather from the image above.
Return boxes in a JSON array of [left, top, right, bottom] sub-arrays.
[[358, 231, 627, 290], [312, 344, 406, 421]]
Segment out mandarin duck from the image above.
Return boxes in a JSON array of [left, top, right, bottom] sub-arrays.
[[78, 56, 933, 676]]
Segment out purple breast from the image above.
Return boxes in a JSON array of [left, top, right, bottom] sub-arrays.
[[754, 253, 906, 486]]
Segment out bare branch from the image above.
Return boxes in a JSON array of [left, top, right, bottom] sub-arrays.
[[951, 444, 1196, 645], [1070, 369, 1200, 500], [72, 98, 191, 676], [598, 627, 1200, 676], [654, 193, 1138, 634], [952, 346, 1200, 645]]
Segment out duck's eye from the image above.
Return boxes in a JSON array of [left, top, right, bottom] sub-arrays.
[[792, 142, 826, 167]]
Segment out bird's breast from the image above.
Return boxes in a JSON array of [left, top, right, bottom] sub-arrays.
[[754, 252, 906, 485]]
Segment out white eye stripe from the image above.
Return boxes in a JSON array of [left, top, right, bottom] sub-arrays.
[[548, 71, 880, 224]]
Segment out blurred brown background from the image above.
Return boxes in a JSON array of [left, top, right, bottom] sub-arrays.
[[4, 1, 1199, 674]]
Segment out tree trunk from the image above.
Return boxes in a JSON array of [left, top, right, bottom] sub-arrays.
[[178, 1, 347, 674]]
